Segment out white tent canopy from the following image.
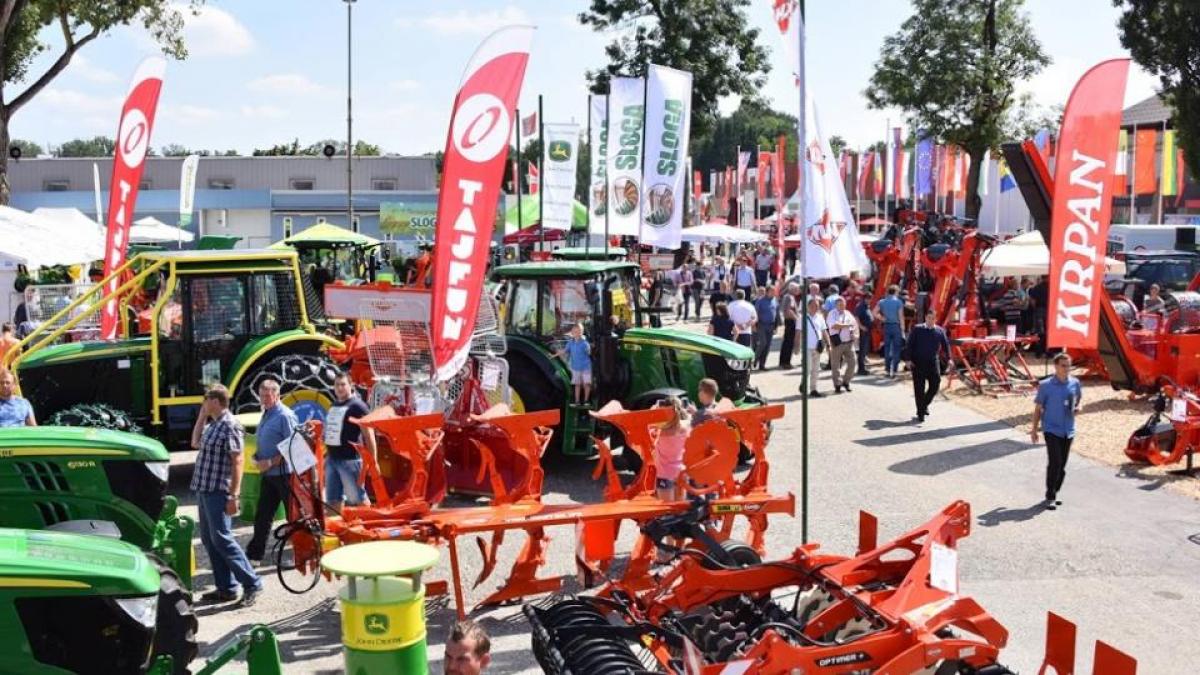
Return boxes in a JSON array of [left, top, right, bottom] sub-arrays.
[[131, 216, 194, 243], [683, 222, 768, 244], [784, 231, 879, 245], [0, 205, 104, 268], [982, 230, 1126, 277]]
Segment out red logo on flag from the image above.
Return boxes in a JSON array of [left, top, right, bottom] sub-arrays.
[[807, 210, 845, 253]]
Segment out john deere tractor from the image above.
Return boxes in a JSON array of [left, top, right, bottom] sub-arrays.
[[493, 260, 760, 456], [4, 249, 344, 449]]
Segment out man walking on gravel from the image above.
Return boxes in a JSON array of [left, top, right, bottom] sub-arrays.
[[906, 309, 950, 422], [1030, 353, 1082, 511]]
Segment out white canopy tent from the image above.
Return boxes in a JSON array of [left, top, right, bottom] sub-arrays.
[[784, 231, 879, 245], [683, 222, 768, 244], [131, 216, 194, 244], [0, 206, 106, 324], [982, 230, 1126, 277]]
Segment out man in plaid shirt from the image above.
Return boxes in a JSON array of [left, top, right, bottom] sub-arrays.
[[191, 385, 262, 607]]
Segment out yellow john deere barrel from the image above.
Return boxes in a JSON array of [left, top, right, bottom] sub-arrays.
[[320, 541, 439, 674]]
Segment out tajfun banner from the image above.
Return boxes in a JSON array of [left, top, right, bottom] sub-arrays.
[[1047, 59, 1130, 350], [641, 64, 692, 249], [540, 122, 580, 230], [604, 77, 645, 237], [588, 95, 607, 233], [430, 25, 535, 380], [100, 56, 166, 340]]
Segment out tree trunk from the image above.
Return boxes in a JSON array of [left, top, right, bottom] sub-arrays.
[[0, 103, 9, 206], [965, 145, 986, 222]]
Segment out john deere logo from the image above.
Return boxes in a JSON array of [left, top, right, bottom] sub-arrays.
[[364, 613, 389, 635], [548, 140, 571, 162]]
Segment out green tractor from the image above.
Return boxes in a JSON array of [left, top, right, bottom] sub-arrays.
[[0, 426, 193, 586], [0, 527, 197, 674], [493, 260, 760, 456], [5, 249, 344, 449]]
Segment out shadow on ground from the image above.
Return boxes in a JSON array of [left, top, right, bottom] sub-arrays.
[[888, 438, 1037, 476], [976, 502, 1050, 527], [856, 421, 1010, 448]]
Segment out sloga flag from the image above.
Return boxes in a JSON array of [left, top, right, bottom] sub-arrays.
[[430, 25, 535, 380], [100, 56, 166, 340], [641, 64, 693, 249], [1047, 58, 1130, 350]]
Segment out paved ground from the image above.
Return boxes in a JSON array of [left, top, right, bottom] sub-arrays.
[[175, 335, 1200, 673]]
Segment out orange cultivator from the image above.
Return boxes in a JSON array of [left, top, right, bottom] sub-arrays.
[[526, 501, 1140, 674], [290, 399, 793, 618]]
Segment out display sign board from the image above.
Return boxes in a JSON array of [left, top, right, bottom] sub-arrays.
[[380, 201, 437, 237]]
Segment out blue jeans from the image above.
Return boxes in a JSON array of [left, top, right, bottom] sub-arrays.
[[883, 323, 903, 374], [196, 490, 262, 594], [325, 456, 367, 505]]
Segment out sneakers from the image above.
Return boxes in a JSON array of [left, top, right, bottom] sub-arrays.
[[198, 589, 239, 605], [1044, 500, 1057, 511], [808, 390, 823, 398], [834, 385, 842, 393], [843, 383, 852, 392], [239, 588, 261, 608]]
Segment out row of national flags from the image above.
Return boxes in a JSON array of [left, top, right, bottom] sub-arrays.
[[1114, 127, 1188, 198]]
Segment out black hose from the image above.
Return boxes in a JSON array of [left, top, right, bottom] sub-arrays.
[[271, 424, 345, 594]]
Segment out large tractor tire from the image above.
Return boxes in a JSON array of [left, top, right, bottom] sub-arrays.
[[47, 403, 141, 434], [505, 354, 567, 456], [234, 354, 340, 422], [151, 556, 198, 675]]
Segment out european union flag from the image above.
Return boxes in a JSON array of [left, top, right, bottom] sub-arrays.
[[915, 138, 933, 196], [999, 160, 1016, 192]]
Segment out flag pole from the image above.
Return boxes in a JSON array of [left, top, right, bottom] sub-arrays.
[[586, 94, 592, 257], [735, 144, 742, 227], [797, 0, 809, 544], [1157, 120, 1166, 223], [1130, 122, 1137, 222], [538, 94, 545, 250], [638, 75, 649, 269], [604, 92, 611, 257], [515, 106, 524, 244]]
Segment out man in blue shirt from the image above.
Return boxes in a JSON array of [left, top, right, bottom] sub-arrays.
[[752, 286, 778, 370], [1031, 353, 1082, 510], [0, 370, 35, 427], [875, 285, 906, 377], [246, 378, 298, 562]]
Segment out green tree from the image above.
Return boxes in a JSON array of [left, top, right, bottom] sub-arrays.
[[252, 138, 301, 156], [160, 143, 192, 157], [55, 135, 114, 157], [1004, 95, 1062, 144], [829, 135, 847, 157], [866, 0, 1048, 219], [9, 138, 41, 157], [1115, 0, 1200, 182], [579, 0, 770, 137], [300, 139, 382, 156], [0, 1, 198, 202], [690, 100, 796, 176]]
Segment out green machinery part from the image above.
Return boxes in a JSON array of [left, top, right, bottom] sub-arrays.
[[148, 625, 283, 675]]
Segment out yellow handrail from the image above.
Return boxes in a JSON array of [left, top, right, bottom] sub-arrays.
[[5, 258, 167, 373]]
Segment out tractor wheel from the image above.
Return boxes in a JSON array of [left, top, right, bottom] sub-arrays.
[[150, 556, 198, 674], [234, 354, 340, 422], [505, 355, 566, 455], [701, 539, 762, 570], [47, 403, 141, 434]]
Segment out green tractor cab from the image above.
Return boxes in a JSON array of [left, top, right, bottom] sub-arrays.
[[0, 426, 193, 587], [5, 249, 344, 449], [493, 260, 760, 456], [0, 527, 196, 674]]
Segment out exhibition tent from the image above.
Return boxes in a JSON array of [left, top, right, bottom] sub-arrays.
[[270, 222, 379, 248], [982, 230, 1126, 276], [131, 216, 195, 244], [682, 222, 768, 244]]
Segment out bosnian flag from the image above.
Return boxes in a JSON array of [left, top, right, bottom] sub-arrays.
[[430, 25, 535, 380]]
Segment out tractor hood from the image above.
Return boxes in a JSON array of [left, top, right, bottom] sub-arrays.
[[0, 426, 168, 462], [622, 328, 754, 360], [0, 528, 159, 596], [15, 338, 151, 369]]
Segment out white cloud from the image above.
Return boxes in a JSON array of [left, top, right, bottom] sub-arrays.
[[420, 6, 532, 36], [177, 4, 254, 57], [166, 103, 222, 124], [239, 105, 286, 120], [390, 79, 420, 92], [67, 55, 119, 84], [39, 88, 122, 116], [247, 73, 329, 96], [394, 17, 413, 29]]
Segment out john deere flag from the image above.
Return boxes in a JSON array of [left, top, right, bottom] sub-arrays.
[[588, 95, 607, 232], [641, 64, 692, 249], [605, 77, 645, 237], [540, 123, 580, 230]]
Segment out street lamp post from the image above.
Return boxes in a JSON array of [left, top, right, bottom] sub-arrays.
[[345, 0, 355, 232]]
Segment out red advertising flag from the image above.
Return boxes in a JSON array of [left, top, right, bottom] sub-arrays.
[[100, 57, 166, 340], [521, 110, 538, 137], [773, 135, 786, 205], [431, 26, 534, 380], [527, 160, 539, 194], [857, 151, 872, 199], [1047, 58, 1130, 350], [1178, 149, 1188, 206], [1133, 128, 1157, 195], [693, 170, 702, 202], [724, 166, 733, 202], [757, 150, 772, 199]]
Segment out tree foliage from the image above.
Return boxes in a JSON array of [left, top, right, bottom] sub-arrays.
[[160, 143, 191, 157], [0, 0, 198, 201], [690, 100, 796, 176], [579, 0, 771, 137], [9, 137, 40, 157], [253, 139, 382, 157], [866, 0, 1048, 217], [55, 135, 114, 157], [1115, 0, 1200, 181]]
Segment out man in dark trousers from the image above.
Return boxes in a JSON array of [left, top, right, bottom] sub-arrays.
[[854, 285, 874, 375], [905, 309, 950, 422], [1030, 353, 1082, 510]]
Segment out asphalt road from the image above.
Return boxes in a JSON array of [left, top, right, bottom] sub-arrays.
[[174, 338, 1200, 673]]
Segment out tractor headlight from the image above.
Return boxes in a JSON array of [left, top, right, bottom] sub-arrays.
[[725, 358, 752, 371], [144, 461, 170, 483], [115, 595, 158, 629]]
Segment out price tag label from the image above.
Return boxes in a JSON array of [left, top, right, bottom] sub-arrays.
[[930, 542, 958, 594], [1171, 397, 1188, 422], [481, 361, 502, 390], [1005, 324, 1017, 341]]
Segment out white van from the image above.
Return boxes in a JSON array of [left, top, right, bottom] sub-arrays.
[[1106, 223, 1200, 257]]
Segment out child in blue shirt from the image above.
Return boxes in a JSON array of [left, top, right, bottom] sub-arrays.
[[553, 323, 593, 404]]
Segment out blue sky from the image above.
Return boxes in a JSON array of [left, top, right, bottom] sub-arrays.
[[8, 0, 1159, 156]]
